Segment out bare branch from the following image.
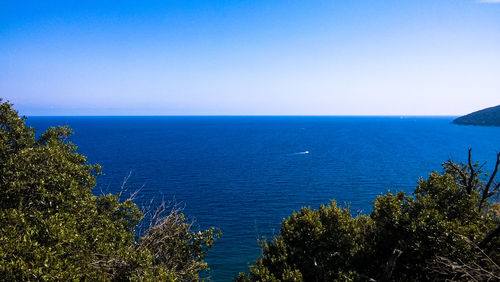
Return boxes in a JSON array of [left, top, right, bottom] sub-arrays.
[[382, 249, 403, 281], [128, 183, 144, 202], [429, 235, 500, 281], [479, 152, 500, 211], [443, 160, 468, 191], [467, 148, 476, 194], [118, 171, 133, 198], [486, 153, 500, 191]]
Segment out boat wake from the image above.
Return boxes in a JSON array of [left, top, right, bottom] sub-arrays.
[[291, 150, 309, 155]]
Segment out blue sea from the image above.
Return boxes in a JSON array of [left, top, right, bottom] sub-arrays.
[[26, 116, 500, 281]]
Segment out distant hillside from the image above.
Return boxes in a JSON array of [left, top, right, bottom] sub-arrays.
[[453, 105, 500, 126]]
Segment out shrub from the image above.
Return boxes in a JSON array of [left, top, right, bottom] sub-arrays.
[[238, 151, 500, 281], [0, 99, 220, 281]]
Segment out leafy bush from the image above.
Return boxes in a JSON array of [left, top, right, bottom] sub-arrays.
[[0, 99, 220, 281], [238, 152, 500, 281]]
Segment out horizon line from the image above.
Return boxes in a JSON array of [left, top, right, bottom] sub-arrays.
[[25, 114, 460, 118]]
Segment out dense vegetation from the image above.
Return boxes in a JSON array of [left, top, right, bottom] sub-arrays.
[[237, 150, 500, 281], [453, 105, 500, 126], [2, 98, 500, 281], [0, 99, 220, 281]]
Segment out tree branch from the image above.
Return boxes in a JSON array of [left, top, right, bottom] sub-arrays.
[[444, 161, 469, 191], [466, 148, 476, 194], [382, 249, 403, 281], [480, 152, 500, 210], [478, 224, 500, 251]]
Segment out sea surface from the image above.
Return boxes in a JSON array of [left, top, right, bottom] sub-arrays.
[[26, 116, 500, 281]]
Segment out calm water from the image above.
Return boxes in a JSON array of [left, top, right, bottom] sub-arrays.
[[27, 116, 500, 281]]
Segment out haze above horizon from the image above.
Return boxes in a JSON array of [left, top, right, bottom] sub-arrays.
[[1, 1, 499, 116]]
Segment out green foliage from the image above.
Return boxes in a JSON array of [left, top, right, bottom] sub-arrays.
[[239, 157, 500, 281], [0, 99, 220, 281], [453, 104, 500, 126]]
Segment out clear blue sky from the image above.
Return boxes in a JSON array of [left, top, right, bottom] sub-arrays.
[[1, 0, 499, 115]]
